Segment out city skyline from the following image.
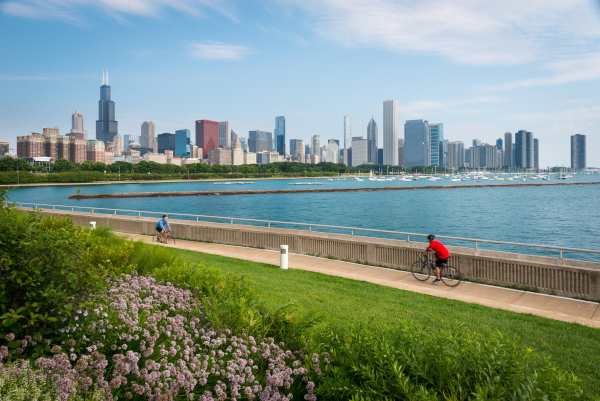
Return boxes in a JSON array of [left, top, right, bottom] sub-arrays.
[[1, 1, 600, 167]]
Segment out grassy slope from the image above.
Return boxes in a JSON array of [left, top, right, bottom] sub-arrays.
[[173, 248, 600, 396]]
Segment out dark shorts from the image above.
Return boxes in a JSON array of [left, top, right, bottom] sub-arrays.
[[435, 257, 448, 268], [156, 227, 163, 233]]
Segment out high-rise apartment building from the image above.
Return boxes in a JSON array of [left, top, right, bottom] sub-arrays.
[[398, 138, 405, 167], [429, 123, 443, 167], [87, 140, 106, 163], [504, 132, 513, 168], [351, 137, 368, 167], [311, 135, 320, 156], [496, 138, 503, 152], [327, 139, 339, 164], [17, 133, 45, 158], [68, 111, 88, 140], [367, 117, 378, 165], [297, 141, 305, 161], [473, 139, 481, 147], [112, 135, 123, 156], [447, 141, 462, 169], [218, 121, 231, 149], [274, 116, 285, 155], [196, 120, 219, 154], [141, 122, 157, 153], [96, 71, 118, 144], [534, 138, 539, 170], [0, 142, 9, 156], [158, 133, 175, 154], [470, 144, 497, 169], [175, 129, 191, 158], [404, 119, 429, 167], [571, 134, 586, 170], [248, 130, 273, 153], [289, 139, 302, 159], [525, 131, 534, 169], [343, 115, 351, 150], [383, 100, 398, 166], [514, 130, 528, 169]]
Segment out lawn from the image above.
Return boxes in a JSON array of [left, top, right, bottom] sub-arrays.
[[173, 248, 600, 397]]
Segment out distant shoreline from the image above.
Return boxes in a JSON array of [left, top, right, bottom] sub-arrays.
[[68, 181, 600, 199]]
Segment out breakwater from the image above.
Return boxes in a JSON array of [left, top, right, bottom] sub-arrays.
[[68, 181, 600, 199]]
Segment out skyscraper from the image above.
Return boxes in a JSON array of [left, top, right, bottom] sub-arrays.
[[496, 138, 503, 152], [95, 71, 118, 144], [534, 138, 539, 170], [68, 111, 88, 140], [404, 119, 429, 167], [571, 134, 586, 170], [218, 121, 231, 148], [447, 141, 461, 169], [248, 130, 272, 153], [383, 99, 398, 166], [157, 133, 175, 154], [175, 129, 191, 158], [196, 120, 219, 153], [141, 121, 157, 153], [514, 130, 529, 169], [311, 135, 320, 156], [504, 132, 513, 168], [351, 137, 368, 167], [473, 139, 482, 147], [289, 139, 302, 159], [327, 139, 339, 164], [344, 115, 351, 150], [367, 117, 378, 164], [525, 131, 534, 169], [275, 116, 285, 155], [429, 123, 443, 167]]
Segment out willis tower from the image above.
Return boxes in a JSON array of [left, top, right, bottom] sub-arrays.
[[96, 70, 118, 144]]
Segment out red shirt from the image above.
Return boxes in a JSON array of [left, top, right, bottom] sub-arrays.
[[428, 240, 450, 259]]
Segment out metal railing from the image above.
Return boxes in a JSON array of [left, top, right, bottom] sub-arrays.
[[15, 202, 600, 260]]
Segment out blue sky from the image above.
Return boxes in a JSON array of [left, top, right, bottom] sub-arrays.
[[1, 0, 600, 167]]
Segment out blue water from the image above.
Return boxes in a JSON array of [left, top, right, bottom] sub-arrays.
[[9, 174, 600, 261]]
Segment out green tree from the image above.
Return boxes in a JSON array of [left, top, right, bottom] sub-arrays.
[[0, 157, 35, 172], [77, 160, 96, 171], [51, 158, 75, 173]]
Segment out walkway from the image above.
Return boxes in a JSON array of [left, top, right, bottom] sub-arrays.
[[125, 233, 600, 329]]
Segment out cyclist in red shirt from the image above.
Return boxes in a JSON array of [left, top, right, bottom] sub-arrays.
[[419, 234, 450, 284]]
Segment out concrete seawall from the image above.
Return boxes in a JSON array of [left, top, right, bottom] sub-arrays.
[[31, 208, 600, 301], [68, 181, 600, 199]]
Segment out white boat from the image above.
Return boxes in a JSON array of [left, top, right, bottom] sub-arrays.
[[354, 177, 364, 181]]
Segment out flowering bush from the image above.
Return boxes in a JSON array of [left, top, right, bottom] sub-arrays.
[[3, 274, 321, 400], [0, 359, 105, 401]]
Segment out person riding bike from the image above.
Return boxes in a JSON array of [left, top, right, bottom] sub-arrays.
[[156, 215, 171, 243], [419, 234, 450, 284]]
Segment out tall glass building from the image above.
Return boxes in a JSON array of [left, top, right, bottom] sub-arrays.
[[344, 115, 351, 150], [571, 134, 586, 170], [96, 71, 118, 144], [274, 116, 285, 155], [249, 130, 273, 153], [383, 100, 398, 166], [175, 129, 191, 158], [429, 123, 443, 167], [367, 117, 378, 164], [404, 119, 429, 167]]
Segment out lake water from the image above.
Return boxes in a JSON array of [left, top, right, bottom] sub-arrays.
[[9, 173, 600, 261]]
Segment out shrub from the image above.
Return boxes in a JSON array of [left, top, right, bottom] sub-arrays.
[[0, 191, 134, 357], [0, 360, 105, 401], [315, 324, 583, 400], [6, 274, 320, 401]]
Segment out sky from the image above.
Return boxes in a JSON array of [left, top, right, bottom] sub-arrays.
[[1, 0, 600, 167]]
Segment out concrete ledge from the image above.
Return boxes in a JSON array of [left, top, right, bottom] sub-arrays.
[[30, 208, 600, 301]]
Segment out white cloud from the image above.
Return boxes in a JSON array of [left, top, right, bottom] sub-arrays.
[[398, 96, 504, 115], [0, 75, 63, 81], [277, 0, 600, 66], [190, 41, 251, 60], [486, 53, 600, 90], [0, 0, 237, 21]]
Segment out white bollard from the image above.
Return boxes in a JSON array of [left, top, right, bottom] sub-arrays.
[[280, 245, 288, 270], [90, 221, 96, 230]]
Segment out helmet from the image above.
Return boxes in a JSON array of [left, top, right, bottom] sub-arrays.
[[427, 234, 435, 240]]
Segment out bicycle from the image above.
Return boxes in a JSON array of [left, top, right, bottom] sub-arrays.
[[154, 230, 175, 245], [411, 256, 461, 287]]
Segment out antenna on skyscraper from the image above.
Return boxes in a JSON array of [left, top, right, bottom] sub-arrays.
[[102, 70, 105, 85]]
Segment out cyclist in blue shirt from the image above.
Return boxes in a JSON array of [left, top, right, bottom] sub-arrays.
[[156, 215, 171, 242]]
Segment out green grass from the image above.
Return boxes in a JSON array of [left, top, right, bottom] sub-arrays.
[[170, 248, 600, 398]]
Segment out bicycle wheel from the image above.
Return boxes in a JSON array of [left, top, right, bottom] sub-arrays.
[[169, 235, 175, 245], [411, 260, 431, 281], [440, 265, 461, 287]]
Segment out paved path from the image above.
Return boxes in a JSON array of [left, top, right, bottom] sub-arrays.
[[125, 233, 600, 329]]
